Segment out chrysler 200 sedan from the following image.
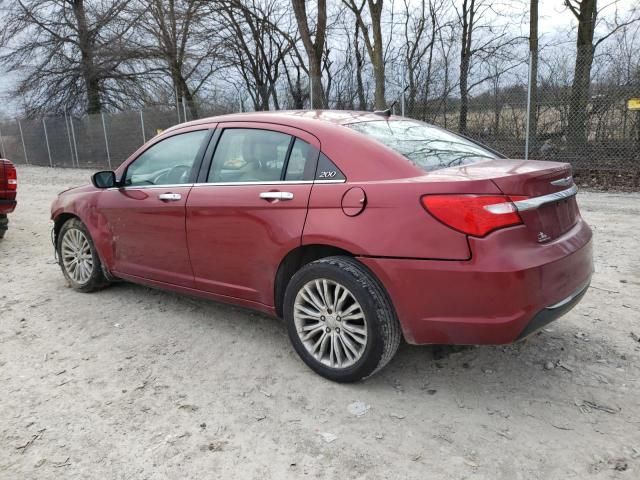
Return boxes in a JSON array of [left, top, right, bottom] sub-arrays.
[[51, 111, 593, 382]]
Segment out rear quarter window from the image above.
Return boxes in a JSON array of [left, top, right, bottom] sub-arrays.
[[347, 120, 498, 172]]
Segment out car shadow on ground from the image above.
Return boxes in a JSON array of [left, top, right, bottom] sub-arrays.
[[101, 279, 623, 403]]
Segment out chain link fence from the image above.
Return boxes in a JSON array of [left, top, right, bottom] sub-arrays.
[[1, 74, 639, 189]]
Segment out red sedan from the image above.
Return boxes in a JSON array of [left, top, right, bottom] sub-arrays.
[[51, 111, 593, 382]]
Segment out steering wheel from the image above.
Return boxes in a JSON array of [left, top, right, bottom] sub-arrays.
[[165, 165, 191, 184]]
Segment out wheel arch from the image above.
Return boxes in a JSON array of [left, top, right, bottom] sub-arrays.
[[53, 212, 80, 246], [274, 244, 354, 318]]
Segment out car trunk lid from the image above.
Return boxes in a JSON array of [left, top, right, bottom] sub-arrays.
[[428, 159, 579, 242]]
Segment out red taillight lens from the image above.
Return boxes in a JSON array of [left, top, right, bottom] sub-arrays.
[[6, 164, 17, 191], [421, 195, 524, 237]]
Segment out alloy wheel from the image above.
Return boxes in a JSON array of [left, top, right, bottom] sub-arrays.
[[60, 228, 94, 285], [293, 278, 368, 369]]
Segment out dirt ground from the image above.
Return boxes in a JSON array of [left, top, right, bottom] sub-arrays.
[[1, 165, 639, 480]]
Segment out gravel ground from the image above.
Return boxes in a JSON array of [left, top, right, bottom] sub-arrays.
[[1, 165, 639, 480]]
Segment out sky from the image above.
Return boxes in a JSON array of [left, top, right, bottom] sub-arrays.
[[0, 0, 637, 118]]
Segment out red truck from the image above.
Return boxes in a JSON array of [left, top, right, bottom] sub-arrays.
[[0, 158, 17, 238]]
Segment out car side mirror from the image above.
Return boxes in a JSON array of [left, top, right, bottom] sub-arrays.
[[91, 170, 117, 189]]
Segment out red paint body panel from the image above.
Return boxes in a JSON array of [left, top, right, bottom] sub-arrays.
[[186, 183, 312, 305], [50, 111, 594, 347], [360, 218, 593, 344], [98, 186, 195, 286], [0, 159, 17, 214]]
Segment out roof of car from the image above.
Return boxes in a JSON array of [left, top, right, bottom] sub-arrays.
[[165, 110, 401, 134]]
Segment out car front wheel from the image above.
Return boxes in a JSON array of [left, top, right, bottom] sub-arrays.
[[284, 256, 401, 382], [57, 218, 109, 292]]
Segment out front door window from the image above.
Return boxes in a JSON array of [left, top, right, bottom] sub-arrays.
[[124, 130, 209, 186]]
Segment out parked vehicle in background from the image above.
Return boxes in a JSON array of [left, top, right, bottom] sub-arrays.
[[50, 111, 593, 382], [0, 157, 17, 239]]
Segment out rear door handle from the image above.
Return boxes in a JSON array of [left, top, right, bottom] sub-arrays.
[[158, 193, 182, 201], [259, 192, 294, 201]]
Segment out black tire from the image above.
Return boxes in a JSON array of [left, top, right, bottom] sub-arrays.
[[0, 214, 7, 239], [57, 217, 110, 292], [284, 256, 401, 382]]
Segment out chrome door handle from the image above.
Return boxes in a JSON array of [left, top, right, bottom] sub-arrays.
[[158, 193, 182, 201], [259, 191, 294, 201]]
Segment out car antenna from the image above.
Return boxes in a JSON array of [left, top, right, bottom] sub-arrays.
[[373, 99, 397, 118]]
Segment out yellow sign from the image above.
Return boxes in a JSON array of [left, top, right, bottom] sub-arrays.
[[628, 98, 640, 111]]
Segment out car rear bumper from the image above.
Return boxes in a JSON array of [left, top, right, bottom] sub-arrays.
[[359, 217, 593, 345], [0, 198, 16, 215]]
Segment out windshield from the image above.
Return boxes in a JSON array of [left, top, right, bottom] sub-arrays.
[[347, 120, 498, 172]]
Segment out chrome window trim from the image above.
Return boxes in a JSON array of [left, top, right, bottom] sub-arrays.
[[512, 185, 578, 212], [105, 179, 347, 191], [191, 179, 346, 187], [106, 183, 194, 191]]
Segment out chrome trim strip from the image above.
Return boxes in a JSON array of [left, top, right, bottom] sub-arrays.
[[550, 176, 573, 187], [512, 185, 578, 212], [107, 183, 194, 191], [106, 179, 347, 190], [191, 179, 346, 187], [546, 281, 590, 310]]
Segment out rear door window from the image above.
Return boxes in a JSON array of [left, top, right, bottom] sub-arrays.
[[347, 120, 498, 172], [208, 129, 292, 183]]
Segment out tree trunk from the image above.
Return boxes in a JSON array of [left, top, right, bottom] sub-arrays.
[[567, 0, 597, 146], [458, 0, 474, 134], [291, 0, 326, 109], [72, 0, 101, 114], [528, 0, 539, 151], [354, 23, 367, 110], [369, 0, 386, 109]]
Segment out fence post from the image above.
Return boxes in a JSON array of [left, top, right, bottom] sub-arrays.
[[42, 118, 53, 167], [182, 96, 188, 122], [309, 75, 313, 110], [140, 110, 146, 143], [524, 50, 533, 160], [17, 120, 29, 165], [101, 113, 112, 169], [64, 112, 75, 166], [69, 116, 79, 167], [0, 124, 6, 157]]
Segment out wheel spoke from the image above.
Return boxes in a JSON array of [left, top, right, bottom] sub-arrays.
[[293, 278, 368, 369], [300, 287, 324, 313], [61, 228, 93, 285]]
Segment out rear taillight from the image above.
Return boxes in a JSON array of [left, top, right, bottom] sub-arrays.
[[421, 194, 527, 237], [6, 164, 17, 191]]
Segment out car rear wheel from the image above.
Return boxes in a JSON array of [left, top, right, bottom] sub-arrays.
[[284, 256, 401, 382], [57, 218, 109, 292]]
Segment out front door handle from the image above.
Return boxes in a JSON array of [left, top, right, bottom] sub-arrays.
[[259, 191, 294, 201], [158, 193, 182, 201]]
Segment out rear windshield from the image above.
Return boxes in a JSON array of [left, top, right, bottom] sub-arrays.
[[347, 120, 498, 172]]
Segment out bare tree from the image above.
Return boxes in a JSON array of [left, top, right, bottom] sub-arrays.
[[214, 0, 294, 111], [291, 0, 326, 108], [134, 0, 223, 119], [343, 0, 386, 109], [455, 0, 520, 134], [565, 0, 640, 145], [0, 0, 143, 115]]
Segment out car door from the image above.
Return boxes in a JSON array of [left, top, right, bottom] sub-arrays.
[[98, 128, 212, 287], [185, 123, 320, 307]]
